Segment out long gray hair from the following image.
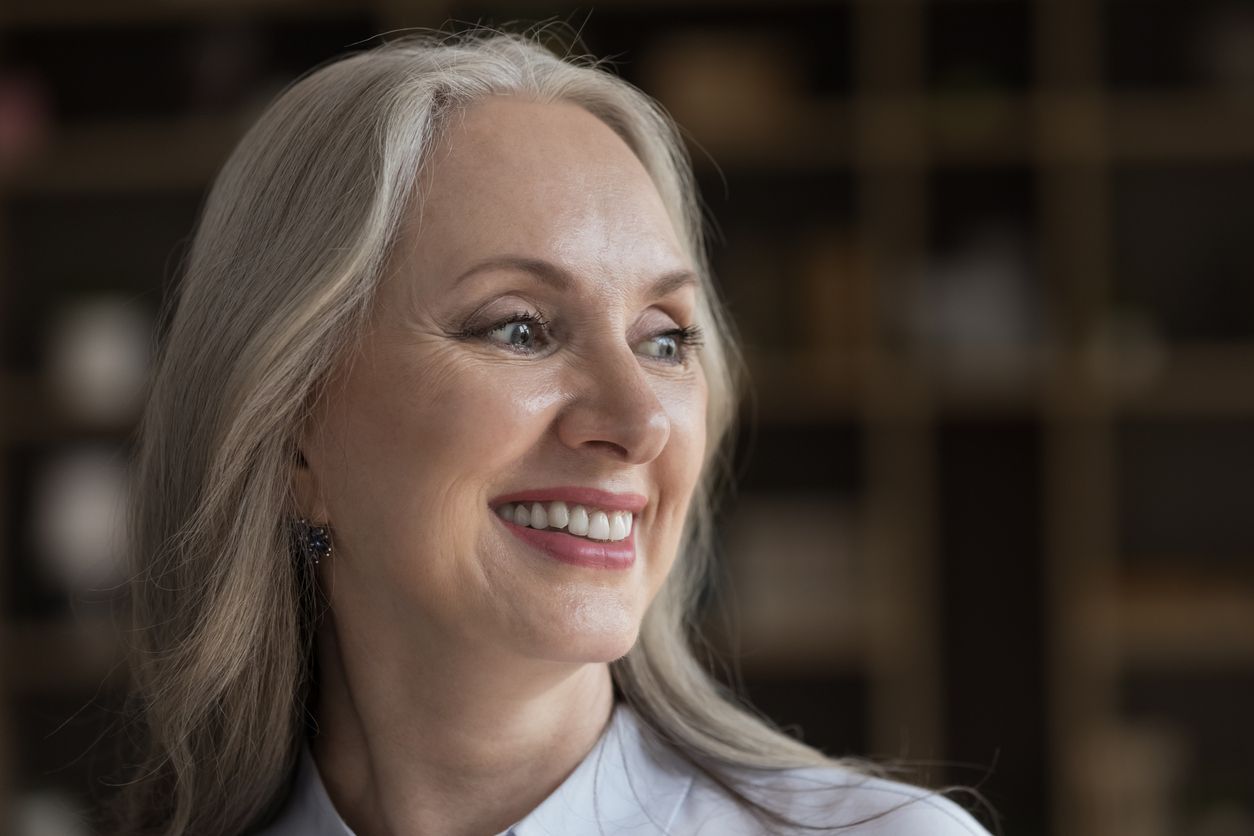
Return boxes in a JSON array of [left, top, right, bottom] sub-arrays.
[[107, 24, 949, 836]]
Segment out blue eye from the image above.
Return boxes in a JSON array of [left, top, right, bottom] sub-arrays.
[[489, 316, 548, 350], [479, 311, 554, 353], [639, 335, 678, 359], [637, 326, 704, 365]]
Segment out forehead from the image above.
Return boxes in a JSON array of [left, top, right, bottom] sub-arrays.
[[389, 96, 690, 298]]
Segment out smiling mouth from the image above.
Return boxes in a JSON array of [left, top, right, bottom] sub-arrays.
[[492, 504, 636, 570], [493, 500, 633, 543]]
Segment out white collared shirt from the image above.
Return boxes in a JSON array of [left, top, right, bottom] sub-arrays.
[[254, 702, 992, 835]]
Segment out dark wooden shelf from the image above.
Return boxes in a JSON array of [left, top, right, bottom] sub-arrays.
[[0, 0, 365, 26], [0, 91, 1250, 199], [1114, 572, 1254, 670], [2, 114, 248, 194]]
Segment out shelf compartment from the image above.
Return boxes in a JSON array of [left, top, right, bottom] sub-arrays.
[[708, 492, 868, 676], [1103, 0, 1254, 94], [926, 0, 1033, 94], [1116, 417, 1254, 567], [6, 114, 245, 192], [1111, 161, 1254, 343], [1, 188, 198, 374], [5, 617, 125, 696]]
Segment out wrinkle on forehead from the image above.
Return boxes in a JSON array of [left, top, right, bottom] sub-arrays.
[[384, 96, 690, 314]]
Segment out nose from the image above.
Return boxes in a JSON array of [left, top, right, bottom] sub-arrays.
[[556, 341, 670, 464]]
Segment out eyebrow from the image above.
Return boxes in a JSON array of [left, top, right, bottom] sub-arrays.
[[450, 255, 698, 300]]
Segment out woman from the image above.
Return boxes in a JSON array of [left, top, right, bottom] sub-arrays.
[[107, 26, 996, 836]]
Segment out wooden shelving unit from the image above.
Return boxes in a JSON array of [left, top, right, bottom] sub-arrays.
[[3, 1, 1252, 834]]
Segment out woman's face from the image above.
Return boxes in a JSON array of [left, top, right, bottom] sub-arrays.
[[297, 96, 709, 666]]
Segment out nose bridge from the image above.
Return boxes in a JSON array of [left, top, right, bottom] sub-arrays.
[[560, 335, 669, 463]]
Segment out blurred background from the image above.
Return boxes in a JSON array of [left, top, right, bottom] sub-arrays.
[[1, 0, 1253, 834]]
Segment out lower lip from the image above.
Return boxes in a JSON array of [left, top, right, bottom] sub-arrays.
[[494, 512, 636, 570]]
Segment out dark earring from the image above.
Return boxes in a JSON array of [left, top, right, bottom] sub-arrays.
[[291, 517, 332, 566]]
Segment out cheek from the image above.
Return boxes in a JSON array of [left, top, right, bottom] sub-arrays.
[[360, 352, 565, 482], [660, 372, 709, 484], [314, 349, 564, 562]]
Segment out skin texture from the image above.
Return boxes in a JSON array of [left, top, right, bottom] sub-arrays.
[[292, 95, 709, 836]]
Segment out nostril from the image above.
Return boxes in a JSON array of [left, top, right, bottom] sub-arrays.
[[586, 439, 630, 458]]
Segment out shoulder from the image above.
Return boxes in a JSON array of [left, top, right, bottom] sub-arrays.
[[670, 763, 993, 836]]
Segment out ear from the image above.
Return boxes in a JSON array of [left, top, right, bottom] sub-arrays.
[[292, 445, 332, 523]]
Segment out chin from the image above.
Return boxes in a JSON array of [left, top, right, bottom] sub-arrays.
[[525, 599, 642, 664]]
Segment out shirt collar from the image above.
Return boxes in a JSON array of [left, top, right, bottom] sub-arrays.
[[510, 702, 695, 836], [279, 702, 695, 836]]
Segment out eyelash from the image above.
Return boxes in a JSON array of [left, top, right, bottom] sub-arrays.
[[461, 309, 704, 365]]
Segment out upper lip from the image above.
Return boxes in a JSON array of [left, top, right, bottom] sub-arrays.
[[490, 486, 649, 513]]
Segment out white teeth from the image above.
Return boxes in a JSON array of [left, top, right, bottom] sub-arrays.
[[568, 505, 589, 536], [496, 500, 634, 542], [588, 511, 610, 540], [609, 512, 627, 541]]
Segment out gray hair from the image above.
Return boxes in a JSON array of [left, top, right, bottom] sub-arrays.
[[107, 23, 948, 836]]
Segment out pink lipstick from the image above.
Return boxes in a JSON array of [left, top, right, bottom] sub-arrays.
[[494, 513, 636, 570]]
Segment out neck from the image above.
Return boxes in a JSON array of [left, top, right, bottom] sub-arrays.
[[309, 614, 617, 836]]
